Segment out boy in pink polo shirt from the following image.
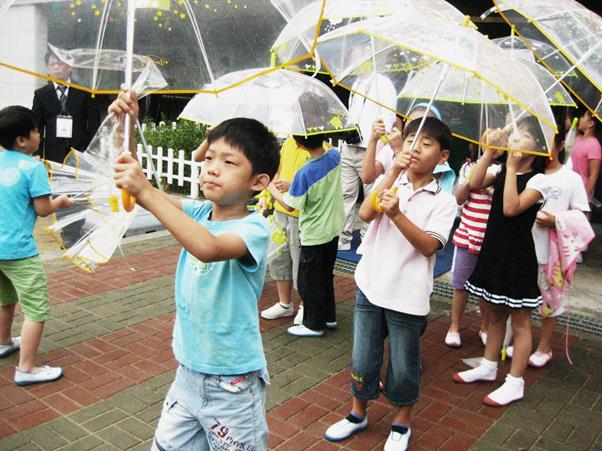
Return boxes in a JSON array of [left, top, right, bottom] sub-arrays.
[[324, 117, 456, 451]]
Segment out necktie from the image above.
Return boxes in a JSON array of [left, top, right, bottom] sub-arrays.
[[57, 85, 68, 115]]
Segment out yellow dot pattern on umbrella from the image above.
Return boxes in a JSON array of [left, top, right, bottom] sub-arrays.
[[67, 0, 249, 28]]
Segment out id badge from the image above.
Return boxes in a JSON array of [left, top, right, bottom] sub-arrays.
[[56, 115, 73, 139]]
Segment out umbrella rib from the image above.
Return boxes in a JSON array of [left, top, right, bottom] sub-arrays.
[[182, 0, 215, 84]]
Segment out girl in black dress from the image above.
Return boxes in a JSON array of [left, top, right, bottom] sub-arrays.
[[452, 116, 549, 407]]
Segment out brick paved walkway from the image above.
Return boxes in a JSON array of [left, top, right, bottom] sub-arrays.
[[1, 234, 601, 450]]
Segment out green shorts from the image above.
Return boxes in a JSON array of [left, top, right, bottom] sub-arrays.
[[0, 256, 50, 322]]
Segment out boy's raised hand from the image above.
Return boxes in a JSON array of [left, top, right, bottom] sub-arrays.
[[108, 86, 139, 121], [392, 143, 412, 172], [385, 128, 403, 153], [379, 187, 400, 218], [114, 153, 151, 200], [370, 119, 386, 142]]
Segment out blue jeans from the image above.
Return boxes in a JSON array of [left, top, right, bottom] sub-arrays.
[[351, 288, 427, 406], [152, 365, 269, 451]]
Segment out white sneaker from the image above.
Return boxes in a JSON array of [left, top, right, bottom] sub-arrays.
[[384, 426, 411, 451], [261, 302, 294, 320], [0, 337, 20, 358], [15, 366, 63, 386], [453, 359, 497, 383], [505, 345, 514, 359], [444, 331, 461, 348], [293, 306, 303, 325], [287, 324, 324, 337], [337, 240, 351, 251], [483, 374, 524, 406], [324, 414, 368, 442]]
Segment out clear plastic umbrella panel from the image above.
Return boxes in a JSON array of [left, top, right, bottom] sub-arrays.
[[316, 12, 557, 155], [179, 68, 356, 136], [0, 0, 292, 94], [493, 0, 602, 121], [491, 36, 576, 108], [271, 0, 470, 72], [44, 59, 167, 273]]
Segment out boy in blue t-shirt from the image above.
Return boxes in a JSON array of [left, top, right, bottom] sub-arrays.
[[111, 91, 280, 451], [0, 106, 73, 386]]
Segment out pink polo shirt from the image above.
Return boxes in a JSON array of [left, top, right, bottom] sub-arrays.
[[355, 174, 456, 316]]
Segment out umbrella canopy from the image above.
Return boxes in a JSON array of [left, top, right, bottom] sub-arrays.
[[316, 12, 557, 155], [271, 0, 469, 70], [493, 0, 602, 121], [0, 0, 293, 94], [45, 44, 167, 95], [491, 37, 576, 107], [45, 116, 138, 273], [179, 68, 355, 136], [43, 66, 166, 272]]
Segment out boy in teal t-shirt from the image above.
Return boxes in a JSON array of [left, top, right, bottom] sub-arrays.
[[110, 90, 280, 451], [269, 132, 344, 337], [0, 106, 73, 386]]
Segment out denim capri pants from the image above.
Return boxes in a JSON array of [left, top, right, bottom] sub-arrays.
[[350, 288, 427, 406]]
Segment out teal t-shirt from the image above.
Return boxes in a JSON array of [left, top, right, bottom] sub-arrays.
[[173, 200, 269, 375], [0, 150, 51, 260], [284, 149, 344, 245]]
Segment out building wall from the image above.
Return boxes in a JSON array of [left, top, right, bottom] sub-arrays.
[[0, 3, 47, 108]]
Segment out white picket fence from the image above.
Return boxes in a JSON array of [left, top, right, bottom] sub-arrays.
[[137, 144, 203, 198]]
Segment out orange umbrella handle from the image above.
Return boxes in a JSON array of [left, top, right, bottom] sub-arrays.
[[121, 189, 136, 212]]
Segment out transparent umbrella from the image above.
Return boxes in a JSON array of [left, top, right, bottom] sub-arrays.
[[179, 67, 356, 136], [491, 37, 576, 108], [43, 62, 167, 272], [316, 12, 557, 155], [491, 0, 602, 121], [0, 0, 293, 95], [271, 0, 470, 71]]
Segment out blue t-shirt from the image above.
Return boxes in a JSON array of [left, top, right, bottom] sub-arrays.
[[0, 150, 51, 260], [173, 200, 269, 375]]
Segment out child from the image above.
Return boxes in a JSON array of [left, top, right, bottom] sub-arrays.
[[0, 105, 73, 385], [111, 91, 280, 450], [506, 132, 590, 367], [268, 131, 344, 337], [570, 110, 601, 202], [260, 137, 311, 324], [444, 154, 498, 348], [324, 117, 456, 450], [453, 116, 549, 407]]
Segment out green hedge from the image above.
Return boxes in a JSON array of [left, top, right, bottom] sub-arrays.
[[136, 119, 207, 195]]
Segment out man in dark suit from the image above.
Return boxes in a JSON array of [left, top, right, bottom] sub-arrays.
[[32, 51, 100, 163]]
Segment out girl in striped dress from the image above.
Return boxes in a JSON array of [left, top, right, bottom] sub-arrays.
[[444, 156, 499, 348]]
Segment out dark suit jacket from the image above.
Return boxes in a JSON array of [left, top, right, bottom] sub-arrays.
[[32, 83, 101, 163]]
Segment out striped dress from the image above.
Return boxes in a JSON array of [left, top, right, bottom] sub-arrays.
[[452, 162, 494, 254]]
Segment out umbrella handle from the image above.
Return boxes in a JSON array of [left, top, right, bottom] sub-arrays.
[[121, 189, 136, 212], [370, 186, 398, 212]]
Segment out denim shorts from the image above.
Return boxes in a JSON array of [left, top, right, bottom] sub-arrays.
[[0, 256, 50, 322], [152, 365, 269, 451], [351, 288, 427, 406]]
